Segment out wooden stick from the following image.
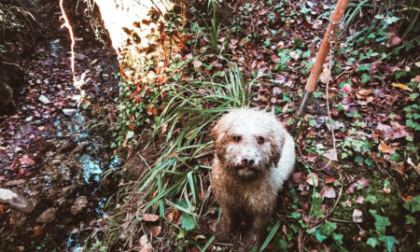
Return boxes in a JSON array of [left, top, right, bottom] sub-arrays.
[[305, 0, 348, 93], [292, 0, 348, 134]]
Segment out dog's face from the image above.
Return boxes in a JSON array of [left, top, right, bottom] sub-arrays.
[[212, 109, 285, 181]]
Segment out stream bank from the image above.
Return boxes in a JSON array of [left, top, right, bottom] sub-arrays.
[[0, 2, 121, 251]]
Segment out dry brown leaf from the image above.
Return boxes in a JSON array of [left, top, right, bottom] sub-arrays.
[[33, 226, 43, 237], [306, 173, 319, 187], [358, 88, 372, 95], [378, 141, 396, 154], [141, 213, 159, 222], [151, 226, 162, 237]]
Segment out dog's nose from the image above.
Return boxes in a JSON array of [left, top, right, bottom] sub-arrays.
[[241, 156, 255, 166]]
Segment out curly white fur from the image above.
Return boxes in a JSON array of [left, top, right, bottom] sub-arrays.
[[210, 107, 295, 251]]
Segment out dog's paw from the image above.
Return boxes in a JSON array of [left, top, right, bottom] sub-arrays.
[[215, 230, 231, 242], [234, 242, 258, 252]]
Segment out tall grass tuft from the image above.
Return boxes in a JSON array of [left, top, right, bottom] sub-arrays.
[[104, 63, 255, 250]]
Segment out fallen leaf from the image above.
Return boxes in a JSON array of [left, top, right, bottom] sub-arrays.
[[340, 83, 352, 94], [139, 234, 149, 247], [356, 196, 365, 204], [165, 211, 173, 222], [323, 149, 338, 161], [141, 213, 159, 222], [346, 183, 357, 194], [321, 187, 336, 198], [390, 36, 402, 46], [392, 82, 411, 91], [151, 226, 162, 237], [33, 226, 43, 237], [306, 173, 319, 187], [378, 141, 396, 154], [325, 176, 336, 184], [19, 155, 36, 166], [359, 88, 372, 95], [353, 209, 363, 223]]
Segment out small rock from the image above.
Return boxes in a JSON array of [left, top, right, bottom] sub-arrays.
[[36, 207, 56, 223], [62, 108, 78, 117], [5, 179, 26, 187], [70, 196, 87, 215], [0, 188, 35, 213], [61, 184, 78, 197], [38, 95, 51, 104]]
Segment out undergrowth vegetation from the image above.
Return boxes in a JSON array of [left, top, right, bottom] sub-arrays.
[[87, 0, 419, 251]]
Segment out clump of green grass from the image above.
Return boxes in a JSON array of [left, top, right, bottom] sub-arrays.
[[100, 63, 256, 251]]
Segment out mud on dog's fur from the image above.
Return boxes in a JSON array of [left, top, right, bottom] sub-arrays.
[[211, 108, 295, 251]]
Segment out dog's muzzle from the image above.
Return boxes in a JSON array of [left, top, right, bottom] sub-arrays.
[[233, 155, 260, 179]]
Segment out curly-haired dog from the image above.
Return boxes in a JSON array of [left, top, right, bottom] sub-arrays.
[[211, 108, 295, 251]]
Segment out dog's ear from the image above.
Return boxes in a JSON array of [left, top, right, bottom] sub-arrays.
[[270, 121, 286, 167], [211, 114, 231, 157]]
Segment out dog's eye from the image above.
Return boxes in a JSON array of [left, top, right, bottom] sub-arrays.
[[257, 136, 265, 144], [233, 135, 242, 143]]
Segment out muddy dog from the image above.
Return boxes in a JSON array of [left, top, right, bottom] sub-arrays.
[[211, 108, 295, 251]]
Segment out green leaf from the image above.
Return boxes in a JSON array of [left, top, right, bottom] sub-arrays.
[[333, 233, 344, 245], [307, 228, 327, 242], [319, 222, 337, 236], [361, 73, 371, 84], [405, 214, 416, 225], [364, 158, 373, 166], [369, 210, 391, 234], [357, 64, 371, 71], [365, 195, 378, 204], [181, 214, 196, 231], [367, 237, 379, 248], [378, 235, 399, 251], [290, 212, 301, 219], [354, 156, 364, 163]]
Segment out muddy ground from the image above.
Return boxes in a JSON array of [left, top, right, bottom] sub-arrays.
[[0, 2, 120, 251]]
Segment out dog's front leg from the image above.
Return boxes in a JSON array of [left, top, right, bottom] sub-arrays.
[[216, 207, 235, 242], [240, 214, 269, 251]]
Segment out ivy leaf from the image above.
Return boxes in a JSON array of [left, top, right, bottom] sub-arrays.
[[333, 233, 344, 245], [378, 235, 399, 251], [405, 214, 416, 225], [181, 214, 195, 231], [365, 195, 378, 204], [307, 228, 327, 242], [361, 73, 371, 84], [319, 222, 337, 236], [369, 210, 391, 234], [357, 64, 371, 71], [367, 237, 379, 248], [411, 195, 420, 213]]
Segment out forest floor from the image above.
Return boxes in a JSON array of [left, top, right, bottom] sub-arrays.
[[0, 0, 419, 252], [0, 2, 121, 251]]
